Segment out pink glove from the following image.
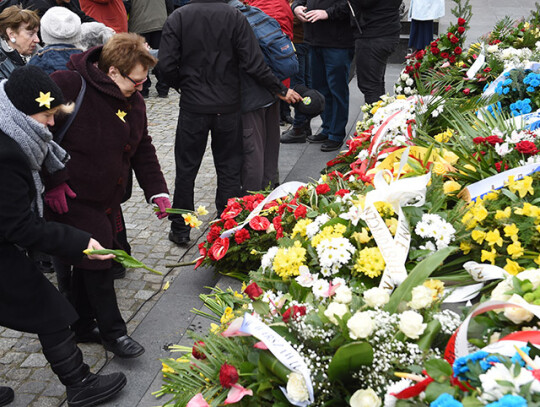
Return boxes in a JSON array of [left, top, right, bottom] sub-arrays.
[[44, 183, 77, 214], [153, 197, 171, 219]]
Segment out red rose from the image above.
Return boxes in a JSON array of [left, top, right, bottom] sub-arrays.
[[483, 67, 492, 73], [404, 65, 414, 74], [192, 341, 206, 360], [458, 17, 466, 26], [516, 140, 539, 155], [207, 225, 222, 244], [219, 363, 239, 388], [430, 41, 438, 47], [224, 218, 238, 230], [454, 46, 462, 55], [449, 55, 456, 64], [416, 50, 425, 60], [244, 282, 263, 300], [282, 305, 307, 323], [431, 46, 440, 55], [463, 88, 470, 95], [447, 32, 453, 39], [486, 135, 504, 146], [457, 26, 466, 34], [414, 62, 422, 70], [335, 189, 350, 197], [473, 136, 486, 145], [249, 216, 270, 231], [195, 242, 207, 269], [494, 161, 509, 172], [234, 228, 250, 244], [208, 237, 230, 261], [315, 184, 331, 195], [440, 52, 450, 59], [294, 205, 307, 219], [450, 36, 459, 44]]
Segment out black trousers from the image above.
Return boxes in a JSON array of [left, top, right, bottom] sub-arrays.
[[170, 109, 243, 235], [142, 31, 169, 96], [70, 266, 126, 342], [355, 35, 399, 105]]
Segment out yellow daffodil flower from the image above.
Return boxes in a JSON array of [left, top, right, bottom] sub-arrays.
[[485, 229, 503, 247], [471, 230, 486, 244], [460, 241, 472, 254], [504, 259, 524, 275], [507, 242, 524, 259], [481, 248, 497, 265]]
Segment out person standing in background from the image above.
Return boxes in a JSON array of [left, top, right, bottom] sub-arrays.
[[21, 0, 96, 23], [349, 0, 401, 105], [128, 0, 169, 98], [79, 0, 127, 33], [408, 0, 444, 53]]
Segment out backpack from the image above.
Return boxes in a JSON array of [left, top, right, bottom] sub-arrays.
[[239, 4, 298, 81]]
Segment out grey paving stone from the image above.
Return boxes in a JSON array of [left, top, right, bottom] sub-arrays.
[[20, 354, 47, 368]]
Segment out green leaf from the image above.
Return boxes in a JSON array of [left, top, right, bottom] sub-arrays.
[[327, 342, 373, 382], [424, 358, 453, 383], [424, 382, 456, 403], [385, 246, 456, 314], [462, 396, 484, 407], [252, 300, 270, 316], [417, 320, 442, 351], [84, 249, 162, 275]]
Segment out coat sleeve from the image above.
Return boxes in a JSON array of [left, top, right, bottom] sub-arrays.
[[0, 147, 90, 261], [157, 11, 183, 90], [233, 12, 286, 96], [325, 0, 350, 20]]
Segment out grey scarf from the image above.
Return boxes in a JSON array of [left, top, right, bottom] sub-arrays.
[[0, 80, 69, 216]]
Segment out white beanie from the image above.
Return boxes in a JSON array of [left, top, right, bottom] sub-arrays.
[[40, 7, 82, 46]]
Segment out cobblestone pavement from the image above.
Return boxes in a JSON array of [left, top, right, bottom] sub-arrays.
[[0, 87, 220, 407]]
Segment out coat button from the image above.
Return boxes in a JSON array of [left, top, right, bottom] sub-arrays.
[[124, 144, 131, 152]]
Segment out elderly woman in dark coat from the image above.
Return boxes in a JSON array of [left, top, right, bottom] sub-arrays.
[[0, 65, 126, 407], [44, 32, 171, 359]]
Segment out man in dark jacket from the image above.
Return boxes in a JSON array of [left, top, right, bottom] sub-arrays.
[[292, 0, 355, 152], [349, 0, 401, 104], [158, 0, 301, 245], [21, 0, 96, 23]]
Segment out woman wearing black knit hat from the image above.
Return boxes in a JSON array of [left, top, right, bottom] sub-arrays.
[[0, 65, 126, 407]]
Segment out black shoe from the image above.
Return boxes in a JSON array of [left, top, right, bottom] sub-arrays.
[[103, 335, 144, 359], [158, 93, 168, 98], [75, 327, 101, 345], [0, 387, 14, 407], [307, 133, 328, 144], [321, 140, 343, 152], [280, 127, 307, 144], [168, 231, 190, 246], [67, 372, 126, 407], [110, 262, 126, 280]]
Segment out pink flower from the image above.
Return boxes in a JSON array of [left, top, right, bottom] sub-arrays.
[[224, 384, 253, 404], [253, 341, 268, 350], [221, 317, 251, 337], [187, 393, 210, 407]]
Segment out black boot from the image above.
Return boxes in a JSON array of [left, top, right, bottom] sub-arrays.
[[280, 126, 307, 144], [42, 333, 126, 407], [0, 387, 14, 406]]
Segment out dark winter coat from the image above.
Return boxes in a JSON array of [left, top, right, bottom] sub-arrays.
[[0, 46, 25, 80], [290, 0, 354, 48], [349, 0, 401, 39], [21, 0, 96, 22], [158, 0, 286, 114], [27, 43, 83, 75], [0, 131, 90, 334], [45, 46, 168, 270]]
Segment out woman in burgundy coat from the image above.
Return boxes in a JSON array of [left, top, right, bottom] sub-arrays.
[[45, 33, 171, 359]]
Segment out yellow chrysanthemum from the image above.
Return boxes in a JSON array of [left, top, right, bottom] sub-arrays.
[[481, 248, 497, 265], [443, 180, 461, 195], [374, 201, 395, 217], [504, 259, 524, 276], [291, 218, 313, 238], [272, 241, 307, 279], [385, 218, 398, 236], [460, 241, 472, 254], [485, 229, 503, 247], [311, 224, 347, 247], [353, 247, 385, 278], [507, 241, 524, 259], [471, 230, 486, 244]]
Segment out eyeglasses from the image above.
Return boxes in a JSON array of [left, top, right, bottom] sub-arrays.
[[122, 74, 147, 87]]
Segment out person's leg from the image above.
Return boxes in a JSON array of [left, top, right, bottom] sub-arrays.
[[308, 46, 331, 140], [262, 101, 280, 188], [146, 30, 170, 97], [170, 110, 210, 239], [241, 109, 265, 193], [355, 36, 399, 105], [209, 112, 243, 213]]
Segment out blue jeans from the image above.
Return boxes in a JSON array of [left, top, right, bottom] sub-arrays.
[[311, 46, 355, 142], [291, 43, 312, 128]]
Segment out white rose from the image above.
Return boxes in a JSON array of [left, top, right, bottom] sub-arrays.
[[491, 278, 513, 303], [504, 294, 534, 324], [363, 287, 390, 308], [349, 388, 381, 407], [347, 312, 374, 339], [399, 310, 427, 339], [335, 285, 353, 304], [487, 44, 499, 53], [400, 73, 409, 81], [324, 302, 348, 325], [405, 78, 414, 86], [408, 286, 434, 310], [286, 372, 309, 402], [404, 86, 411, 95]]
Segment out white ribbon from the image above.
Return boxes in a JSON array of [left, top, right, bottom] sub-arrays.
[[466, 43, 486, 80], [239, 313, 314, 406], [220, 181, 306, 239], [360, 147, 430, 291]]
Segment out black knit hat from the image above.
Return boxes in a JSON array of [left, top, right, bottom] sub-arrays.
[[293, 84, 325, 117], [5, 65, 65, 116]]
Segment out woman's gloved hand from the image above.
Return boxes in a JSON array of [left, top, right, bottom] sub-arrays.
[[153, 196, 171, 219], [44, 182, 77, 214]]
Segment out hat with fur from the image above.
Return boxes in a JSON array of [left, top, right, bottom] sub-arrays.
[[40, 6, 81, 46]]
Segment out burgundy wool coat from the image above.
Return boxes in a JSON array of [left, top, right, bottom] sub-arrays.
[[45, 46, 168, 270]]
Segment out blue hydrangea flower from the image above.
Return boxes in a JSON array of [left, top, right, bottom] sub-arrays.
[[486, 394, 527, 407], [431, 393, 463, 407], [453, 351, 489, 378]]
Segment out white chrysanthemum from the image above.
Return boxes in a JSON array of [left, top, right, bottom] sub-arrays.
[[261, 246, 278, 271], [384, 379, 413, 407], [312, 279, 330, 298]]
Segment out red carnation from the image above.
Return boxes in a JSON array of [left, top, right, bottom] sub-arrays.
[[516, 140, 539, 155], [458, 17, 466, 26], [494, 161, 509, 172], [208, 237, 230, 261], [282, 305, 307, 323], [463, 88, 470, 95], [440, 52, 450, 59], [224, 218, 238, 230], [458, 26, 466, 34], [473, 136, 486, 145], [219, 363, 239, 388], [483, 67, 492, 73], [431, 47, 440, 55], [207, 225, 223, 244], [294, 205, 307, 219], [335, 189, 350, 197], [192, 341, 206, 360], [244, 282, 263, 300], [486, 135, 504, 146], [315, 183, 331, 195], [249, 216, 270, 231], [454, 46, 462, 55], [234, 228, 250, 244]]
